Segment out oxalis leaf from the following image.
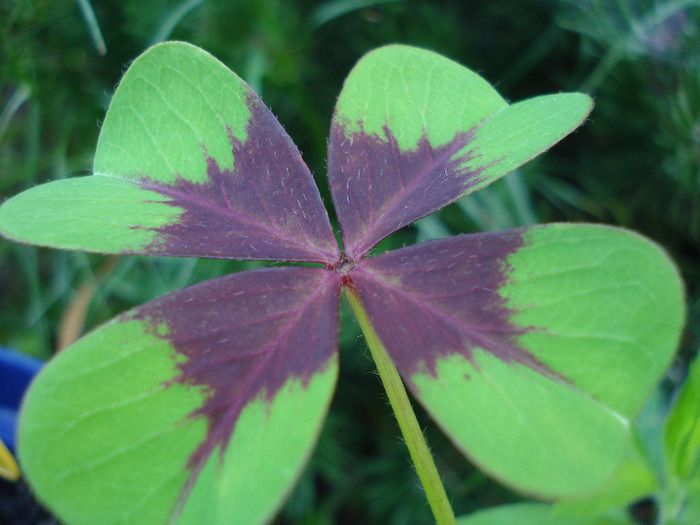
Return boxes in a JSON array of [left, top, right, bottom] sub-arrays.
[[0, 42, 685, 524]]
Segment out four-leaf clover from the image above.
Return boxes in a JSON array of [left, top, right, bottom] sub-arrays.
[[0, 43, 684, 524]]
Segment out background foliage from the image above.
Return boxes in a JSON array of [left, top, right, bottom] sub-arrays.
[[0, 1, 698, 523]]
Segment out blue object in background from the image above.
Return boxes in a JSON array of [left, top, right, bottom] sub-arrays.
[[0, 347, 43, 452]]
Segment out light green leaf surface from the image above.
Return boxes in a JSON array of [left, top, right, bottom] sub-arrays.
[[0, 177, 177, 253], [93, 42, 252, 184], [663, 480, 700, 525], [552, 436, 656, 517], [463, 93, 593, 194], [503, 225, 684, 417], [332, 44, 508, 150], [456, 502, 635, 525]]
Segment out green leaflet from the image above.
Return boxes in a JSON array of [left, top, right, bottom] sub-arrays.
[[364, 224, 684, 496], [665, 353, 700, 481], [662, 353, 700, 524], [0, 42, 339, 262], [19, 317, 338, 525], [0, 177, 176, 252], [18, 267, 341, 525], [328, 44, 592, 260]]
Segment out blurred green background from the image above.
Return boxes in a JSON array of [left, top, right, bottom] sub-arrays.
[[1, 0, 699, 523]]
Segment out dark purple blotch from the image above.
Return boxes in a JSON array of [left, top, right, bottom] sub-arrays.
[[138, 90, 340, 265], [131, 266, 341, 497], [328, 121, 496, 262], [349, 228, 556, 382]]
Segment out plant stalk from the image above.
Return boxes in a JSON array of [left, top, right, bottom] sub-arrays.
[[345, 287, 457, 525]]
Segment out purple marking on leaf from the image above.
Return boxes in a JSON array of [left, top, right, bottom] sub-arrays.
[[349, 229, 554, 382], [138, 90, 340, 265], [328, 122, 493, 262], [132, 266, 340, 496]]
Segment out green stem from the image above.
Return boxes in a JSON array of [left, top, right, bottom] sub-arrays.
[[76, 0, 107, 56], [345, 287, 457, 525]]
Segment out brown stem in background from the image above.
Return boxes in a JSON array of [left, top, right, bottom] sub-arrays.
[[57, 256, 119, 351]]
